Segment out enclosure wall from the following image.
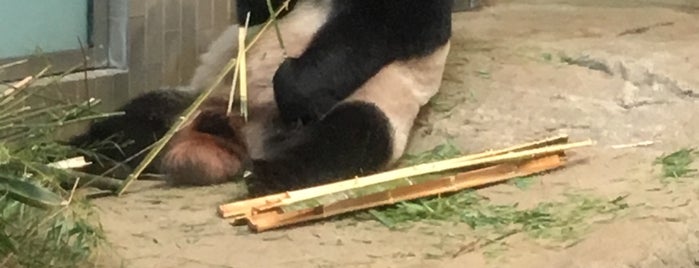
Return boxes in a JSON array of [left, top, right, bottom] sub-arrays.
[[25, 0, 237, 138]]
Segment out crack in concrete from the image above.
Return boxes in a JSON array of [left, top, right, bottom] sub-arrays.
[[562, 54, 698, 109]]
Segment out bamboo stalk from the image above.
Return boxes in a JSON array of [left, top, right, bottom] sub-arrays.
[[244, 0, 292, 54], [217, 192, 290, 218], [280, 134, 570, 212], [244, 154, 564, 232], [227, 12, 251, 116], [252, 139, 593, 212], [0, 59, 28, 70], [0, 66, 50, 107], [11, 76, 33, 90], [434, 134, 568, 165], [238, 18, 250, 122], [218, 135, 588, 219], [219, 136, 556, 218], [0, 112, 124, 130], [266, 0, 288, 57], [24, 161, 124, 192], [0, 63, 82, 115], [0, 102, 76, 125], [47, 156, 91, 169]]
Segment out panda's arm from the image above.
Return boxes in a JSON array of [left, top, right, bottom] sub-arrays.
[[271, 36, 386, 124], [272, 0, 453, 124]]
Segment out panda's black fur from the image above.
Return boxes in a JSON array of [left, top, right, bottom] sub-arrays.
[[69, 0, 454, 196], [268, 0, 453, 124]]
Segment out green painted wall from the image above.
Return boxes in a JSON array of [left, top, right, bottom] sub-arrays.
[[0, 0, 89, 59]]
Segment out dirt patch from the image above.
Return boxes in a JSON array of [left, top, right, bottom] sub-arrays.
[[92, 2, 699, 267]]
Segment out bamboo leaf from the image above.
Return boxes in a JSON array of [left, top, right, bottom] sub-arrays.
[[0, 231, 17, 254], [654, 148, 697, 179], [0, 175, 65, 209], [368, 209, 396, 228], [0, 144, 9, 165]]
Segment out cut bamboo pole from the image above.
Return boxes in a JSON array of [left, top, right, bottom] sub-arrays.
[[218, 135, 590, 219], [433, 134, 568, 166], [244, 154, 564, 232], [238, 19, 250, 122], [251, 139, 593, 212], [226, 15, 247, 116], [47, 156, 91, 169], [218, 134, 566, 218], [217, 192, 290, 218], [8, 76, 33, 91]]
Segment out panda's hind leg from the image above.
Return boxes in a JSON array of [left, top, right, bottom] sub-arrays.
[[246, 100, 393, 196]]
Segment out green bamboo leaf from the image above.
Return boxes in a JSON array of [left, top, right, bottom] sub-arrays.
[[0, 144, 10, 165], [368, 209, 396, 228], [0, 175, 65, 209], [0, 231, 17, 254], [654, 148, 697, 178]]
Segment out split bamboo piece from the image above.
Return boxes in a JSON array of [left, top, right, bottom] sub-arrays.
[[218, 136, 592, 219], [244, 154, 564, 232], [218, 135, 592, 219], [218, 135, 560, 219], [252, 140, 592, 212]]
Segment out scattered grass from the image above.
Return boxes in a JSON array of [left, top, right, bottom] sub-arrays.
[[541, 52, 553, 62], [367, 191, 629, 244], [397, 140, 462, 167], [513, 47, 566, 65], [360, 142, 629, 254], [482, 240, 508, 260], [475, 70, 491, 79], [508, 176, 535, 190], [557, 53, 613, 75], [529, 50, 614, 76], [427, 91, 470, 114], [366, 190, 482, 229], [654, 148, 697, 180]]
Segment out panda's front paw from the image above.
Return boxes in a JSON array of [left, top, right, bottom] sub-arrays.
[[246, 158, 306, 196], [272, 59, 336, 124]]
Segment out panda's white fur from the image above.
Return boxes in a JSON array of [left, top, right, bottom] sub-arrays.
[[345, 44, 451, 162]]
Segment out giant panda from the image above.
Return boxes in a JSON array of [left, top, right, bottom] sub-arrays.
[[69, 0, 454, 197]]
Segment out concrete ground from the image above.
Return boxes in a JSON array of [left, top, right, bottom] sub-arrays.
[[92, 1, 699, 267]]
